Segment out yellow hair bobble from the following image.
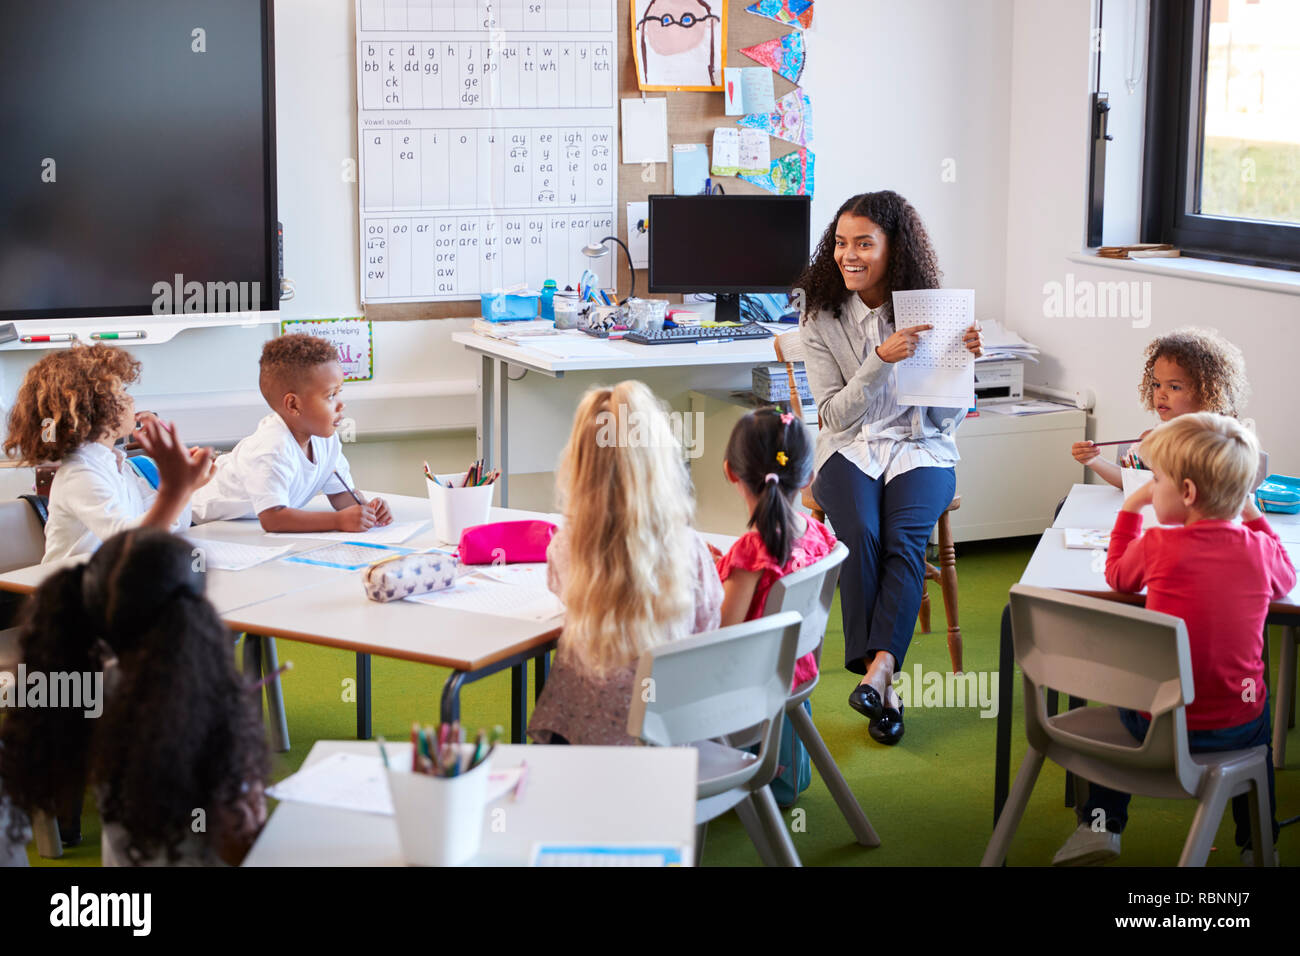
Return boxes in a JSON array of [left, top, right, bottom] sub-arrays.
[[776, 451, 788, 467]]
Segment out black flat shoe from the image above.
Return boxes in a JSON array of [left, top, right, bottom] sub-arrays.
[[848, 684, 884, 720], [869, 705, 905, 746]]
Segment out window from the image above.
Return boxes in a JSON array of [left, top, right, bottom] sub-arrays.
[[1142, 0, 1300, 268]]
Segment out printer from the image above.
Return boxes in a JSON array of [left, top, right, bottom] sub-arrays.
[[973, 358, 1024, 404]]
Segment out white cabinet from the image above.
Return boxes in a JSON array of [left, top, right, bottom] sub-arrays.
[[688, 390, 1085, 542]]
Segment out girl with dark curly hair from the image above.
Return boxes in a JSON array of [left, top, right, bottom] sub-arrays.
[[796, 191, 982, 745], [1071, 327, 1250, 489], [0, 528, 269, 866], [3, 344, 216, 564]]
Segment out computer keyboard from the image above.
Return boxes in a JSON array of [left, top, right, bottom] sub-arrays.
[[624, 323, 774, 345]]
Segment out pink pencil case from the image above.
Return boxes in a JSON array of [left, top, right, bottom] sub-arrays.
[[458, 520, 557, 565]]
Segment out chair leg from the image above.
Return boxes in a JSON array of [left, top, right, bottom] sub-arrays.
[[980, 747, 1045, 866], [1248, 768, 1274, 867], [1275, 626, 1296, 769], [937, 510, 961, 673], [751, 788, 803, 867], [692, 823, 708, 867], [31, 810, 61, 859], [788, 701, 880, 847], [1178, 770, 1234, 866], [918, 585, 932, 634], [733, 794, 780, 867]]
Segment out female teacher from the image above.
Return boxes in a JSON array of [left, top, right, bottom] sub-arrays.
[[796, 191, 982, 746]]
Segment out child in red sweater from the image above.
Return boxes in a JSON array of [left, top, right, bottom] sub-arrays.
[[1054, 412, 1294, 866]]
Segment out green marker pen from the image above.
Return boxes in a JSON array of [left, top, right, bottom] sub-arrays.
[[91, 331, 146, 341]]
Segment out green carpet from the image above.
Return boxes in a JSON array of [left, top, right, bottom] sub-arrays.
[[28, 536, 1298, 867]]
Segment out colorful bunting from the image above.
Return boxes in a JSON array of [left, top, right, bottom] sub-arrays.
[[738, 87, 814, 148], [739, 32, 805, 86], [739, 148, 815, 197], [745, 0, 814, 31]]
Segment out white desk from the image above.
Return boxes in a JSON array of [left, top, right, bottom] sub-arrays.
[[453, 325, 783, 506], [243, 740, 699, 867]]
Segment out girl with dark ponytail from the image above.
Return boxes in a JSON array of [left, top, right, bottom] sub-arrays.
[[715, 407, 837, 805], [1, 528, 269, 866]]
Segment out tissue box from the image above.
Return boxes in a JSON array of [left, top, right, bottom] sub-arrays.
[[479, 292, 539, 321]]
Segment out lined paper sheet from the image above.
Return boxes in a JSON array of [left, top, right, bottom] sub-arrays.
[[407, 573, 564, 620], [891, 289, 975, 407], [266, 520, 429, 544], [183, 538, 293, 571]]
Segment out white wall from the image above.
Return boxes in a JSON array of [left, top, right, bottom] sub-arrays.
[[1003, 0, 1300, 474], [804, 0, 1013, 319]]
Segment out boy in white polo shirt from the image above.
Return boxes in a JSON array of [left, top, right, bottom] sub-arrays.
[[192, 335, 392, 532]]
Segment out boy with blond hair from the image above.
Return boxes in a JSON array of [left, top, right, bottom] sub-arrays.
[[1054, 412, 1294, 866]]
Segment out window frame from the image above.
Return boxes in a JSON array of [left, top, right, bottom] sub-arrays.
[[1141, 0, 1300, 270]]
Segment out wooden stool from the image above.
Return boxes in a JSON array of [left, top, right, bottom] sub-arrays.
[[918, 495, 962, 673]]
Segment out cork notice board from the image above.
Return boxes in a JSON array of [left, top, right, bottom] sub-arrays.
[[365, 0, 798, 320]]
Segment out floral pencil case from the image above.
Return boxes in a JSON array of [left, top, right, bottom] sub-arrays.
[[362, 550, 459, 603]]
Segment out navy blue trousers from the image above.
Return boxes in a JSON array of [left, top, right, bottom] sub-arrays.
[[812, 452, 956, 675]]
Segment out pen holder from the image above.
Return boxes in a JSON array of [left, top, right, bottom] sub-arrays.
[[427, 474, 494, 545], [386, 748, 491, 867]]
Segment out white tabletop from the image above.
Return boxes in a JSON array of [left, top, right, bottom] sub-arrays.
[[453, 325, 783, 375], [243, 740, 698, 867], [1025, 483, 1300, 608]]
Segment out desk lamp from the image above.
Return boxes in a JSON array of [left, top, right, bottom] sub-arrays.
[[580, 236, 636, 304]]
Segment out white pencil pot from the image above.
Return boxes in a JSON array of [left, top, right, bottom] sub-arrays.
[[386, 752, 491, 867], [426, 474, 494, 545]]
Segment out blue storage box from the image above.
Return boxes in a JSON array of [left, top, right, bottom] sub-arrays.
[[479, 292, 539, 321], [1256, 474, 1300, 514]]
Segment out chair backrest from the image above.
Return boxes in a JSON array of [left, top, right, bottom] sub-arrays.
[[0, 499, 47, 574], [765, 541, 848, 664], [772, 328, 806, 420], [627, 611, 802, 787], [1008, 584, 1201, 794]]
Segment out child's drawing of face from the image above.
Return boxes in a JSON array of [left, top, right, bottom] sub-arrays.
[[639, 0, 719, 84]]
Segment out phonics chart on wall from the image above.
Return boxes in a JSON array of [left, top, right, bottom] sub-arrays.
[[356, 0, 619, 304]]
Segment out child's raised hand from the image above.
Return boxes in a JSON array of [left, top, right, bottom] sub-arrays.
[[1072, 441, 1101, 464], [1241, 494, 1261, 522], [337, 503, 378, 533], [369, 496, 393, 526], [135, 418, 215, 496]]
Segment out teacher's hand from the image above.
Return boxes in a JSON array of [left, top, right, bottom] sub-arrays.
[[963, 322, 984, 358], [875, 324, 932, 363]]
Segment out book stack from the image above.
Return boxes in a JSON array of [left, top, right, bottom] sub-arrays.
[[752, 363, 813, 404]]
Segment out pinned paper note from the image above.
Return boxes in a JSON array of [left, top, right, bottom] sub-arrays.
[[621, 97, 668, 164], [632, 0, 728, 91], [724, 67, 776, 116], [626, 201, 649, 268], [672, 143, 710, 194], [738, 87, 814, 148], [746, 0, 814, 30], [739, 148, 815, 196], [740, 32, 806, 85], [712, 128, 770, 176]]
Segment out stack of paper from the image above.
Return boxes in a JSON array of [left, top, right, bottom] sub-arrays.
[[976, 318, 1040, 364], [472, 318, 559, 341]]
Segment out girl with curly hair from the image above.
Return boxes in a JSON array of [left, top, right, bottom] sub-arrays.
[[796, 191, 982, 746], [1070, 327, 1251, 489], [3, 344, 216, 564], [0, 528, 270, 866]]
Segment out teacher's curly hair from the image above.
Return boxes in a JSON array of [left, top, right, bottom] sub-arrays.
[[795, 191, 942, 320], [0, 528, 269, 863]]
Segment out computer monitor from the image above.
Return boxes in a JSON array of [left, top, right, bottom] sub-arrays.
[[647, 194, 810, 323]]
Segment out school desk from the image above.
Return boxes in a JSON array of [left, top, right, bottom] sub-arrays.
[[993, 483, 1300, 827], [453, 324, 785, 507], [243, 739, 699, 867]]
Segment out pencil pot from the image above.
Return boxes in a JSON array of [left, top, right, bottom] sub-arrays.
[[426, 474, 494, 545], [386, 753, 491, 867]]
